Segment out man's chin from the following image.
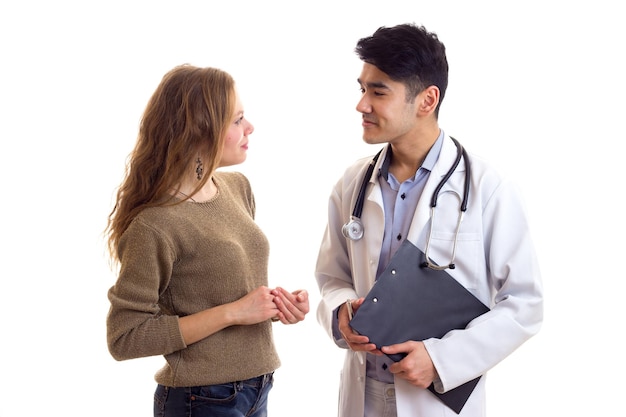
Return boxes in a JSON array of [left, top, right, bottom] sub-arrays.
[[362, 136, 385, 145]]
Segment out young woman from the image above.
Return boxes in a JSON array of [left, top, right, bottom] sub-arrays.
[[105, 64, 309, 417]]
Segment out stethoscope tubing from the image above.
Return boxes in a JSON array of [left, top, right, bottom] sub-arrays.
[[351, 149, 383, 220], [342, 138, 471, 256], [431, 137, 470, 212]]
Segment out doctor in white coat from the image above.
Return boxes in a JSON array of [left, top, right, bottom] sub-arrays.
[[315, 23, 543, 417]]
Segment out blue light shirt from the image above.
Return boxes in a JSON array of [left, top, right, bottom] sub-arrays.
[[366, 131, 444, 383]]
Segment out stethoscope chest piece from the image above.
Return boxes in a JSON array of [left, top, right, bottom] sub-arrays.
[[342, 217, 364, 240], [342, 149, 384, 242]]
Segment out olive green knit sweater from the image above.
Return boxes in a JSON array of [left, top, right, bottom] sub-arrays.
[[106, 171, 280, 387]]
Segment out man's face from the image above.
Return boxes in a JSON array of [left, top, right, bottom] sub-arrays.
[[356, 63, 418, 145]]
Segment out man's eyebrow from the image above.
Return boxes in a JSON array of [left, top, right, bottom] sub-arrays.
[[357, 78, 391, 90]]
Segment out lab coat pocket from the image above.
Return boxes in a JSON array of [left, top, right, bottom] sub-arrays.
[[427, 231, 481, 289]]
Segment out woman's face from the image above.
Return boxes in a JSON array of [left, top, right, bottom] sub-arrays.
[[219, 89, 254, 168]]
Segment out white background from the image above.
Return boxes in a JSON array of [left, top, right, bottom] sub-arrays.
[[1, 1, 624, 416]]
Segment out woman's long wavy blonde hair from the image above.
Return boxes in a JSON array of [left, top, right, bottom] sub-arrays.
[[105, 64, 236, 265]]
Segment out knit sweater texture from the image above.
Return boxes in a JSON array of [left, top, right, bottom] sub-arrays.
[[106, 171, 281, 387]]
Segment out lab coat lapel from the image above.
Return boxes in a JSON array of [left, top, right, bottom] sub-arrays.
[[407, 136, 464, 249], [361, 147, 388, 288]]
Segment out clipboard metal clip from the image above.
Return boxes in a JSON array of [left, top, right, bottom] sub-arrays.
[[346, 299, 354, 320]]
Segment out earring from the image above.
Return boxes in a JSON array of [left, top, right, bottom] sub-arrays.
[[195, 157, 203, 180]]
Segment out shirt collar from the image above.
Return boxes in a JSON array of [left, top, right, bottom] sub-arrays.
[[379, 130, 445, 181]]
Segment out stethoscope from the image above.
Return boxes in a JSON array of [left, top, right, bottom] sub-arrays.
[[342, 137, 471, 270]]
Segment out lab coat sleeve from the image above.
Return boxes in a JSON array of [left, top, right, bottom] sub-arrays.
[[424, 171, 544, 393], [315, 158, 377, 348], [315, 182, 356, 348]]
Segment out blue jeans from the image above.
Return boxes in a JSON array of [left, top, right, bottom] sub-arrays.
[[154, 373, 274, 417], [364, 377, 397, 417]]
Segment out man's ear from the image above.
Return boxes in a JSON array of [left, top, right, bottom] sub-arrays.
[[417, 86, 440, 116]]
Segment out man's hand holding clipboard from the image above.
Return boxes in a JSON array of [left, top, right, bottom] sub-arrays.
[[338, 298, 382, 363], [348, 239, 490, 414]]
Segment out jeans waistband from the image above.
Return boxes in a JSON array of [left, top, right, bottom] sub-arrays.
[[366, 376, 396, 399], [239, 372, 274, 389]]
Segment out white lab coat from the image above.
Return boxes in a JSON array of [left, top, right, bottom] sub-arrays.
[[315, 135, 543, 417]]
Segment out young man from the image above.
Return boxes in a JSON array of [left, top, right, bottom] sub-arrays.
[[315, 23, 543, 417]]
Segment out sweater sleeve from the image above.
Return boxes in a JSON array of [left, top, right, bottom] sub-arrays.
[[106, 218, 187, 361]]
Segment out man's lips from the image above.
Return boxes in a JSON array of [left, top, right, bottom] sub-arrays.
[[362, 117, 377, 127]]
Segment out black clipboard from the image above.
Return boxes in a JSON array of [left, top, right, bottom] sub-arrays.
[[349, 239, 490, 414]]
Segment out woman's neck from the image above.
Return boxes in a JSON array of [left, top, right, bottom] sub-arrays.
[[177, 176, 218, 202]]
